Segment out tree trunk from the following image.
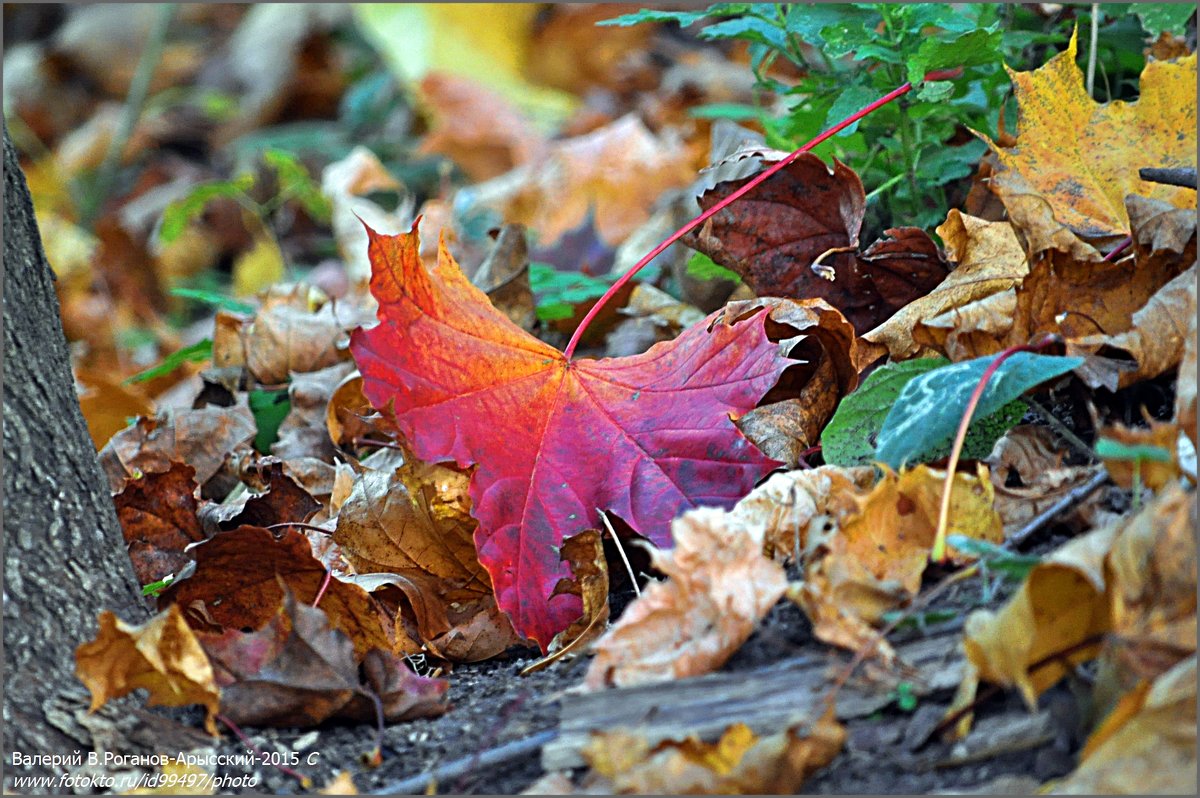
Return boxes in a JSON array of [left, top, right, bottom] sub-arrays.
[[3, 124, 149, 785]]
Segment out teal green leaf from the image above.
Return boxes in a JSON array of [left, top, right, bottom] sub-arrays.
[[875, 352, 1083, 469], [823, 358, 1026, 467], [1134, 3, 1196, 36], [598, 4, 750, 28], [1094, 438, 1173, 463], [946, 535, 1041, 580]]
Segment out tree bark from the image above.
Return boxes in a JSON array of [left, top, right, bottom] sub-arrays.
[[3, 124, 149, 785]]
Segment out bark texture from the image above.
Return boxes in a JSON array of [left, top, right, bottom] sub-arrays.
[[3, 125, 149, 784]]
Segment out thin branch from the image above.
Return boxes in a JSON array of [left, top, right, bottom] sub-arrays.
[[369, 730, 558, 795], [1006, 468, 1110, 549], [1086, 4, 1100, 97]]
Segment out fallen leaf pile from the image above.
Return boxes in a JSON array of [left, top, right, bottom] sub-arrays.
[[25, 7, 1194, 794]]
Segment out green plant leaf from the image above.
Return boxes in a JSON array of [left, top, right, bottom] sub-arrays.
[[528, 263, 615, 322], [915, 79, 955, 103], [263, 148, 332, 223], [698, 15, 790, 51], [1134, 3, 1196, 36], [875, 352, 1083, 469], [1094, 438, 1173, 463], [825, 84, 885, 137], [685, 251, 741, 283], [823, 358, 1027, 467], [123, 339, 213, 385], [946, 535, 1041, 580], [159, 175, 255, 245], [249, 389, 291, 454], [598, 3, 750, 28], [906, 28, 1004, 84], [169, 288, 255, 315]]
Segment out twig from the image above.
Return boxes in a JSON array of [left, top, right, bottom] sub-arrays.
[[1102, 236, 1133, 262], [80, 3, 176, 228], [1024, 396, 1096, 462], [1005, 468, 1110, 550], [1086, 4, 1100, 97], [369, 730, 558, 795], [1139, 167, 1198, 189]]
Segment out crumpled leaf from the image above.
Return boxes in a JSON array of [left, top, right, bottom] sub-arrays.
[[577, 710, 844, 794], [333, 456, 525, 661], [1051, 655, 1196, 795], [75, 604, 220, 734], [583, 506, 788, 690], [978, 30, 1196, 242], [160, 525, 393, 661], [718, 297, 863, 469], [197, 590, 447, 727], [794, 464, 1002, 659], [863, 211, 1030, 361], [215, 459, 322, 531], [460, 114, 696, 247], [728, 465, 876, 563], [416, 73, 547, 182], [472, 223, 536, 332], [547, 529, 610, 655], [114, 461, 205, 585], [985, 425, 1105, 536], [98, 406, 256, 493], [272, 361, 358, 461], [351, 224, 788, 649], [241, 291, 358, 387], [683, 150, 949, 333], [321, 146, 413, 282]]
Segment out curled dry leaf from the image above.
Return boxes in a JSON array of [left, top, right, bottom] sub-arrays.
[[985, 425, 1105, 536], [326, 371, 377, 450], [1052, 655, 1196, 795], [333, 459, 525, 661], [197, 590, 448, 727], [978, 30, 1196, 244], [114, 461, 204, 585], [272, 361, 356, 461], [547, 529, 610, 655], [242, 299, 355, 387], [160, 525, 393, 661], [98, 406, 256, 493], [794, 464, 1002, 659], [75, 604, 220, 734], [351, 224, 788, 648], [583, 506, 788, 690], [321, 146, 412, 282], [216, 459, 321, 530], [722, 297, 863, 468], [578, 710, 844, 794], [683, 150, 948, 334], [462, 114, 696, 247], [729, 465, 877, 563], [864, 211, 1029, 361], [472, 223, 536, 332]]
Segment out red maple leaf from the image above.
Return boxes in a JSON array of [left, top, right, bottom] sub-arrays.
[[351, 223, 788, 648]]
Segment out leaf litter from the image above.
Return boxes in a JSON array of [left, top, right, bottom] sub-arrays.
[[24, 4, 1193, 793]]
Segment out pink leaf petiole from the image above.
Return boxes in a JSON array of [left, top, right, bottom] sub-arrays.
[[561, 67, 965, 360]]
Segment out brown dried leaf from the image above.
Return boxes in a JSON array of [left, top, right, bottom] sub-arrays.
[[114, 461, 205, 585], [218, 459, 321, 530], [583, 507, 788, 690], [985, 425, 1105, 536], [684, 152, 948, 333], [197, 590, 447, 727], [469, 114, 695, 246], [795, 465, 1002, 658], [160, 526, 393, 661], [473, 223, 536, 332], [76, 367, 156, 449], [417, 73, 547, 181], [579, 710, 844, 794], [243, 300, 354, 387], [272, 361, 357, 461], [75, 604, 220, 734], [865, 211, 1029, 360], [547, 529, 610, 655], [98, 407, 256, 493]]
